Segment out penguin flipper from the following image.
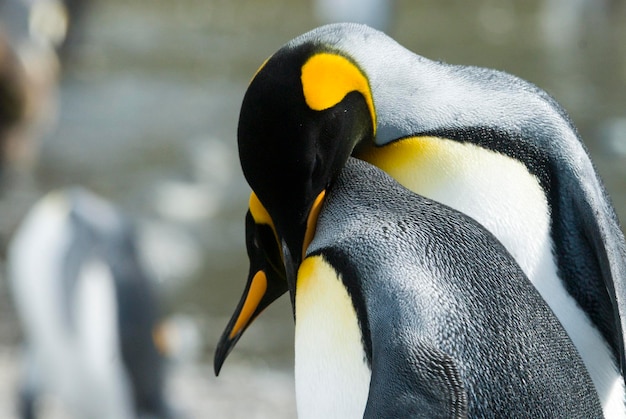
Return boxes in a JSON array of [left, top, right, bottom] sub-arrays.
[[576, 189, 626, 376], [365, 338, 468, 419]]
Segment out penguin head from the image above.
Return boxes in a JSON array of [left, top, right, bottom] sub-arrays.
[[237, 41, 376, 300], [214, 206, 288, 375]]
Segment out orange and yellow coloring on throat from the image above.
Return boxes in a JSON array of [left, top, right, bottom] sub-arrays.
[[301, 53, 376, 135], [356, 135, 470, 194], [357, 136, 442, 171], [302, 190, 326, 258]]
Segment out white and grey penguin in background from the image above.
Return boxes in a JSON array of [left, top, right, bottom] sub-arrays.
[[8, 187, 172, 419]]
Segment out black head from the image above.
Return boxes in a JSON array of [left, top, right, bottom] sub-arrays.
[[237, 42, 375, 300]]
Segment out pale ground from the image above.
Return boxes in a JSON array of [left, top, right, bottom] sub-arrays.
[[0, 346, 297, 419]]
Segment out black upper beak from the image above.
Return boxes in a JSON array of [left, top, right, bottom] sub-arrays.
[[281, 240, 300, 314]]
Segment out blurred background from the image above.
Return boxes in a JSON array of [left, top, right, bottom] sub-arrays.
[[0, 0, 624, 417]]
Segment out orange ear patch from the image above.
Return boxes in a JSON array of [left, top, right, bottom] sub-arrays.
[[301, 53, 376, 134]]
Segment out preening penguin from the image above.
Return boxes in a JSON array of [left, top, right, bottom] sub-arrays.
[[8, 188, 170, 419], [217, 22, 626, 416]]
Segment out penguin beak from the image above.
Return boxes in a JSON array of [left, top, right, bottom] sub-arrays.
[[214, 267, 287, 375], [214, 211, 288, 376], [214, 190, 326, 374], [214, 269, 265, 375]]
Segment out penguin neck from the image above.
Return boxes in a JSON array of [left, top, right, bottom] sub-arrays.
[[357, 135, 553, 277], [358, 135, 626, 417], [294, 255, 371, 419]]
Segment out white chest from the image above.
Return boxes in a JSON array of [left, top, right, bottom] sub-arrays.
[[295, 256, 371, 419]]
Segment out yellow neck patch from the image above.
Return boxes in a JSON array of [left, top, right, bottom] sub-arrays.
[[249, 192, 275, 229], [356, 135, 467, 193], [296, 255, 361, 345], [302, 190, 326, 258], [301, 53, 376, 134]]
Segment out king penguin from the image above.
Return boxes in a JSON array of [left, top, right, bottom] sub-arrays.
[[245, 157, 607, 417], [215, 22, 626, 417], [8, 187, 171, 419]]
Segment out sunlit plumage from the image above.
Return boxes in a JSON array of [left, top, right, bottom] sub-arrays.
[[216, 23, 626, 417]]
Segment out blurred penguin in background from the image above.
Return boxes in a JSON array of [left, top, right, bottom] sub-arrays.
[[0, 0, 89, 188], [7, 187, 172, 419]]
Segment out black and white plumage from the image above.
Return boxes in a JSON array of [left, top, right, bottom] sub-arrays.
[[8, 187, 170, 419], [295, 157, 603, 418], [215, 23, 626, 417]]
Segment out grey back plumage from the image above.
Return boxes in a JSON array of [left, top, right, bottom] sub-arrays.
[[307, 158, 603, 418], [290, 22, 626, 374]]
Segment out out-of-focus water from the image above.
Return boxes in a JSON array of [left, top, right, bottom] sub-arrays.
[[0, 0, 625, 417]]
